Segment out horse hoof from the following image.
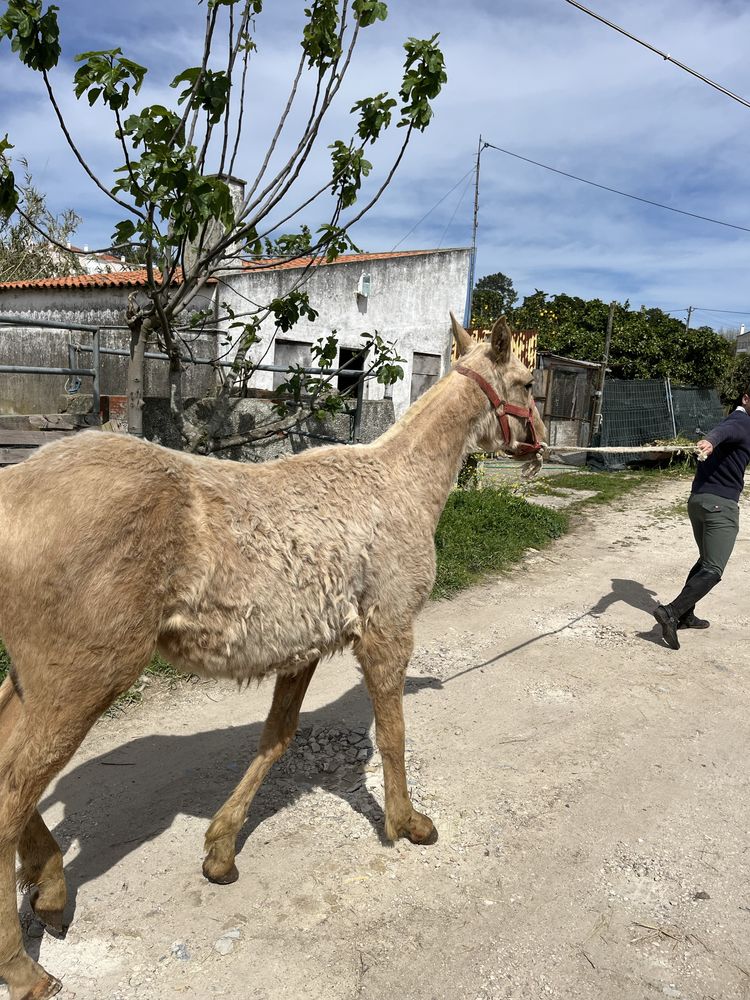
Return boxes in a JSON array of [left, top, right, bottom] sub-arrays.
[[406, 824, 438, 846], [34, 910, 66, 938], [403, 811, 438, 845], [417, 825, 439, 846], [19, 975, 62, 1000], [202, 861, 239, 885]]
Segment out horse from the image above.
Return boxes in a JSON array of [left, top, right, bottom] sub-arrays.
[[0, 313, 545, 998]]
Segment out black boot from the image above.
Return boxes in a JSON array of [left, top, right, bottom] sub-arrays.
[[654, 567, 721, 650], [677, 611, 710, 630]]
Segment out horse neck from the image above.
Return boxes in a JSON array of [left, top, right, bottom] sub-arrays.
[[376, 372, 486, 528]]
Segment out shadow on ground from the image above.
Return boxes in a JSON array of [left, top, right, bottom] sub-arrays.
[[22, 674, 441, 956]]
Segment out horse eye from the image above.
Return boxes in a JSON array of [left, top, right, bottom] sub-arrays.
[[524, 381, 533, 391]]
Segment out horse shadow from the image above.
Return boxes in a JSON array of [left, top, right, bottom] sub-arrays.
[[26, 674, 441, 946]]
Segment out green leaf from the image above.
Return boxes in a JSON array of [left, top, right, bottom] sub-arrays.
[[398, 34, 446, 132], [73, 49, 146, 111], [0, 1, 60, 71], [353, 0, 387, 27], [171, 67, 230, 125], [351, 92, 396, 144], [0, 134, 17, 219], [301, 0, 341, 69], [269, 290, 319, 332]]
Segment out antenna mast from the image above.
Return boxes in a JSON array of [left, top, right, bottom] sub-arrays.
[[462, 134, 484, 327]]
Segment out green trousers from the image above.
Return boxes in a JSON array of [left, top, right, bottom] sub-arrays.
[[687, 492, 740, 578]]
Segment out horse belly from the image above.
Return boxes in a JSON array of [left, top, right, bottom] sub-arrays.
[[157, 582, 364, 683]]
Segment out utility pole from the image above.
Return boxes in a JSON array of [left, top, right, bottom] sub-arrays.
[[462, 134, 484, 328], [685, 305, 693, 335], [590, 300, 616, 445]]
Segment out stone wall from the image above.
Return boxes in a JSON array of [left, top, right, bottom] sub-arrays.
[[219, 248, 472, 419], [143, 395, 396, 463]]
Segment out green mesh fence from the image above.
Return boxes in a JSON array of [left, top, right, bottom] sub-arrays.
[[591, 379, 724, 469]]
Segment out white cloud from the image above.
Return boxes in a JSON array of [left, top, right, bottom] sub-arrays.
[[2, 0, 749, 326]]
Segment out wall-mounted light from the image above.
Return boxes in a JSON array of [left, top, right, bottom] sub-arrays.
[[357, 272, 372, 299]]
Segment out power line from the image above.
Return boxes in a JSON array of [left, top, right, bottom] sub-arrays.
[[438, 172, 473, 249], [562, 0, 750, 111], [390, 166, 475, 251], [693, 306, 750, 316], [482, 140, 750, 234]]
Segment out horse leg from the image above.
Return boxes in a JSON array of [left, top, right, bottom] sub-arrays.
[[17, 812, 66, 934], [0, 644, 151, 1000], [354, 626, 435, 844], [0, 676, 67, 934], [203, 660, 318, 884], [0, 683, 64, 1000]]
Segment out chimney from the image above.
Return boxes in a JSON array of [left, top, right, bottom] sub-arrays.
[[183, 174, 246, 277]]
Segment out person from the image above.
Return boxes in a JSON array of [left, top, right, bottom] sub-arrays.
[[654, 390, 750, 650]]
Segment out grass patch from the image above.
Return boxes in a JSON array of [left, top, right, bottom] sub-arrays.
[[538, 470, 651, 505], [0, 642, 9, 685], [432, 486, 568, 599], [653, 498, 689, 519], [109, 653, 184, 712]]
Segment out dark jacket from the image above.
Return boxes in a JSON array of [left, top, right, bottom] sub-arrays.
[[692, 407, 750, 503]]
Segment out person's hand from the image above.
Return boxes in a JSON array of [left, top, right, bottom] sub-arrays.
[[695, 439, 713, 461]]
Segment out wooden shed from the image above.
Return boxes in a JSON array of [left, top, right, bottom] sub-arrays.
[[534, 353, 601, 451]]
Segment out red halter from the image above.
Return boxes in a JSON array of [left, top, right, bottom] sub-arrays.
[[455, 364, 543, 456]]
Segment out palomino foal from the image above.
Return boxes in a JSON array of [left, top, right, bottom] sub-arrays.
[[0, 314, 545, 999]]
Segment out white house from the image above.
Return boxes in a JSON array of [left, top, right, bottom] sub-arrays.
[[0, 248, 471, 419], [220, 248, 471, 418]]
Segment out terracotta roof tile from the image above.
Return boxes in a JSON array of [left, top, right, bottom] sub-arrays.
[[0, 269, 182, 291], [0, 249, 467, 290], [243, 248, 460, 272]]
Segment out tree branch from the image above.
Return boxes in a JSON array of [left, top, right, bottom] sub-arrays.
[[42, 70, 147, 220]]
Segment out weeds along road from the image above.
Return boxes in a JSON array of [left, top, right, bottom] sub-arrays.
[[6, 475, 750, 1000]]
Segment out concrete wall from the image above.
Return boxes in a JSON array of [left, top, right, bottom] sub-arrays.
[[0, 285, 216, 414], [144, 396, 396, 462], [220, 249, 472, 418]]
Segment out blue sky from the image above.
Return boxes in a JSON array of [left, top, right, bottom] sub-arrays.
[[2, 0, 750, 331]]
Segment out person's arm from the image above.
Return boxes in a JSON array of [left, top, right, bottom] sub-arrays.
[[703, 411, 747, 450]]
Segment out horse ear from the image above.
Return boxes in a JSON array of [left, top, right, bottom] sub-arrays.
[[490, 315, 512, 363], [450, 312, 473, 356]]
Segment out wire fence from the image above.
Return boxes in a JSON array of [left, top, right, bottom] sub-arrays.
[[591, 378, 724, 469]]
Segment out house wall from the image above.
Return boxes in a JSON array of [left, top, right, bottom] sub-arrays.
[[0, 285, 216, 414], [0, 248, 471, 422], [220, 249, 472, 418]]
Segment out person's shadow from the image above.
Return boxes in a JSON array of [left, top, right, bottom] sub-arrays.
[[442, 577, 666, 685], [590, 577, 666, 646], [589, 577, 658, 615], [23, 674, 441, 956]]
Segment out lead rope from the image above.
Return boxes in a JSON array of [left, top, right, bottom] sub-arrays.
[[544, 444, 707, 461]]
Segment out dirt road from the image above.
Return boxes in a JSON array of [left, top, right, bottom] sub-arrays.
[[5, 476, 750, 1000]]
